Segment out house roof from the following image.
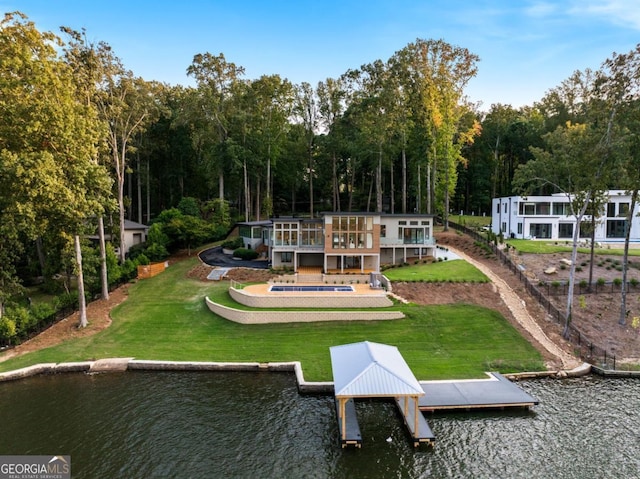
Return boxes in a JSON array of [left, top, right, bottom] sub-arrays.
[[124, 219, 148, 230], [330, 341, 425, 398]]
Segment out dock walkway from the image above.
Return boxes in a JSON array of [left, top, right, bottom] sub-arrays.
[[419, 372, 538, 412]]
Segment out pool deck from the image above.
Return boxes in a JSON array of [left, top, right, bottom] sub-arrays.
[[242, 282, 383, 296]]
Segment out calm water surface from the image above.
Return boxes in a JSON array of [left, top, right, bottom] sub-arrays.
[[0, 372, 639, 478]]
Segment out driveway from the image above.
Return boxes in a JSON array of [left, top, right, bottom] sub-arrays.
[[199, 246, 270, 269]]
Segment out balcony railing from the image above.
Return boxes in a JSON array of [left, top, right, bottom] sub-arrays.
[[379, 237, 436, 246]]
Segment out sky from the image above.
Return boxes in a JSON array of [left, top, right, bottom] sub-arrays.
[[5, 0, 640, 110]]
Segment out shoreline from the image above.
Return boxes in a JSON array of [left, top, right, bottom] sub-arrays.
[[0, 358, 627, 391]]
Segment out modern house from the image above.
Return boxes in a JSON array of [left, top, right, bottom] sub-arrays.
[[238, 212, 436, 273], [491, 190, 640, 242]]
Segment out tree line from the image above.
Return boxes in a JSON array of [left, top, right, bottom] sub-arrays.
[[2, 11, 640, 336]]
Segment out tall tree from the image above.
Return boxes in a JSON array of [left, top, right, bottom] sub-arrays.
[[317, 77, 347, 211], [514, 120, 614, 338], [295, 82, 320, 216], [248, 75, 295, 218], [0, 13, 111, 326], [601, 45, 640, 325], [187, 53, 245, 202], [105, 76, 163, 262]]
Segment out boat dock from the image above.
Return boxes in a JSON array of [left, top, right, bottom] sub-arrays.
[[335, 371, 537, 448], [419, 372, 539, 412], [330, 342, 538, 449]]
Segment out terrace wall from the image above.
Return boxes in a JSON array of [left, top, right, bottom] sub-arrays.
[[205, 297, 404, 324]]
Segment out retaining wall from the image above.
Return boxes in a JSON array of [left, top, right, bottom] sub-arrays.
[[205, 297, 404, 324]]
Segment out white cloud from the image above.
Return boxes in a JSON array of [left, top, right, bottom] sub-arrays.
[[569, 0, 640, 30]]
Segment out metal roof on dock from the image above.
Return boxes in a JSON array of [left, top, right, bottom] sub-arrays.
[[330, 341, 424, 398]]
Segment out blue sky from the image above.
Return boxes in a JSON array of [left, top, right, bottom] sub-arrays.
[[5, 0, 640, 109]]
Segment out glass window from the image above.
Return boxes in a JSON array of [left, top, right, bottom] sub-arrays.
[[607, 203, 616, 217], [537, 202, 550, 215], [553, 203, 569, 215], [281, 252, 292, 263], [558, 223, 573, 238], [607, 220, 627, 238], [520, 203, 535, 215], [380, 225, 386, 237], [619, 203, 630, 217], [529, 223, 551, 239], [579, 221, 594, 238], [517, 223, 523, 234], [503, 203, 508, 213]]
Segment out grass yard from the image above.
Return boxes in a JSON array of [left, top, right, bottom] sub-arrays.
[[451, 214, 492, 229], [383, 259, 489, 283], [506, 239, 640, 256], [0, 257, 543, 381]]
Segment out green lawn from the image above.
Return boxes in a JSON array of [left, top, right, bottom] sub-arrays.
[[383, 259, 489, 283], [506, 239, 640, 256], [0, 257, 543, 381], [450, 214, 491, 229]]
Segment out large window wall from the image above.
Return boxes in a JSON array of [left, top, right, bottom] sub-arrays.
[[397, 220, 430, 244], [331, 215, 373, 249], [274, 222, 299, 246], [301, 222, 323, 247]]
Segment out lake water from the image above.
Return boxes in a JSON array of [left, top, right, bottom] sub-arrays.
[[0, 372, 638, 478]]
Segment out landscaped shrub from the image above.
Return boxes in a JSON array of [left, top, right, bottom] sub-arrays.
[[233, 248, 259, 260], [222, 237, 243, 250], [144, 242, 169, 262], [613, 278, 623, 287], [630, 278, 639, 287], [579, 279, 588, 289], [596, 278, 606, 287], [0, 316, 16, 345]]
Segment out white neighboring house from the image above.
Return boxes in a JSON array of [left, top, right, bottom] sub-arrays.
[[491, 190, 640, 243]]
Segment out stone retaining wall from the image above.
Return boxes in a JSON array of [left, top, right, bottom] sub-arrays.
[[0, 358, 606, 392], [0, 359, 333, 393], [205, 297, 404, 324]]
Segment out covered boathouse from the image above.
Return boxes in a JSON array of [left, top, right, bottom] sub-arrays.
[[330, 341, 435, 448]]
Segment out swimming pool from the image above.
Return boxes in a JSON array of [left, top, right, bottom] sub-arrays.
[[268, 285, 355, 292]]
